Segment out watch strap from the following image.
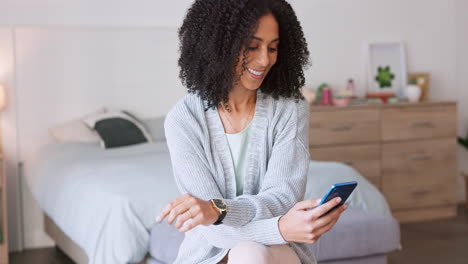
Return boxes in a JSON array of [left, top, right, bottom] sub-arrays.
[[213, 210, 226, 225]]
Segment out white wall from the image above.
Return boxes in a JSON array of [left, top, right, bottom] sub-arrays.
[[0, 0, 466, 250], [0, 0, 193, 28], [293, 0, 457, 100]]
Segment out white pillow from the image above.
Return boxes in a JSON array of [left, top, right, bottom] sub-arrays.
[[49, 109, 105, 143]]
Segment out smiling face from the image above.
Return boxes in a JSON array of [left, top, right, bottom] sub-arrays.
[[234, 13, 279, 92]]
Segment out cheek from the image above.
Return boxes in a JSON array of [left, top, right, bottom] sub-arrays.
[[270, 53, 278, 66]]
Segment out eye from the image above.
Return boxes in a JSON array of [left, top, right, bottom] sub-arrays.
[[248, 46, 258, 51], [269, 47, 278, 52]]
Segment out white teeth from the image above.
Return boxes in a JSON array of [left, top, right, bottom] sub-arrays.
[[248, 68, 264, 76]]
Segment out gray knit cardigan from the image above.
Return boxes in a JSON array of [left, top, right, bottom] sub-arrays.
[[164, 90, 316, 264]]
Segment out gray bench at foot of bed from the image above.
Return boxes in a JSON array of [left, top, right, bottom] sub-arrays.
[[147, 208, 401, 264]]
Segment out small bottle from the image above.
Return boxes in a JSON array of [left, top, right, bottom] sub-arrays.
[[321, 87, 333, 106], [346, 79, 356, 98]]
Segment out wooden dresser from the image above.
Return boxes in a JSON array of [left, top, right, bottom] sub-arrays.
[[0, 155, 8, 264], [309, 101, 458, 223]]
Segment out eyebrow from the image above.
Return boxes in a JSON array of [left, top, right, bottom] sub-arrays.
[[251, 36, 280, 43]]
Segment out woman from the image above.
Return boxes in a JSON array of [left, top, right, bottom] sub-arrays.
[[156, 0, 347, 263]]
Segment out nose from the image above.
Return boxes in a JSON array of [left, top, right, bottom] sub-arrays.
[[255, 47, 270, 67]]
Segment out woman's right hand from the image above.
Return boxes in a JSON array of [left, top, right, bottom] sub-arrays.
[[278, 197, 347, 244]]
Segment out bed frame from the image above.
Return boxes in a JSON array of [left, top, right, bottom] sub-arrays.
[[44, 214, 149, 264], [44, 214, 89, 264]]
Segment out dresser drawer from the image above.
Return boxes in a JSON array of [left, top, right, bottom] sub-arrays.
[[310, 144, 381, 189], [381, 104, 456, 142], [382, 138, 457, 209], [309, 109, 380, 146]]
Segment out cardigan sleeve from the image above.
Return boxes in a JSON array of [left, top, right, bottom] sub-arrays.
[[164, 99, 310, 230], [197, 215, 287, 248]]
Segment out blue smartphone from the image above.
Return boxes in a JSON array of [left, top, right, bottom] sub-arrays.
[[317, 181, 358, 217]]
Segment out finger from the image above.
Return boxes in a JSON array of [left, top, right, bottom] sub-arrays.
[[320, 203, 347, 225], [167, 199, 192, 225], [312, 198, 322, 207], [312, 204, 345, 230], [157, 201, 179, 222], [315, 217, 339, 237], [315, 206, 346, 235], [310, 197, 342, 220], [179, 214, 202, 232], [157, 194, 191, 221], [295, 198, 321, 210], [175, 210, 193, 230]]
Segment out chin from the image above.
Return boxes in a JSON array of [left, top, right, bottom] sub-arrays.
[[238, 70, 270, 91], [240, 80, 264, 91], [246, 85, 261, 91]]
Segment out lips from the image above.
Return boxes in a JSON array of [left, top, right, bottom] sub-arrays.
[[247, 67, 265, 80]]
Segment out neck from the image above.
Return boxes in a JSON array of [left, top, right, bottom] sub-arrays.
[[218, 88, 257, 134], [224, 88, 257, 112]]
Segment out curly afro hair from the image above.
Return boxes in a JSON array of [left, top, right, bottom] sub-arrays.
[[178, 0, 310, 109]]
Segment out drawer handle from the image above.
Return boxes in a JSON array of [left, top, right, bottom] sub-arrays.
[[329, 125, 353, 131], [411, 188, 431, 196], [412, 121, 434, 128], [410, 154, 431, 161]]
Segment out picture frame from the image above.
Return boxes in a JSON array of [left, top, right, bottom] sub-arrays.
[[408, 72, 430, 101], [365, 42, 407, 98]]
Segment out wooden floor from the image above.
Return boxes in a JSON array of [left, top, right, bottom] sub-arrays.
[[388, 204, 468, 264], [10, 246, 74, 264], [10, 205, 468, 264]]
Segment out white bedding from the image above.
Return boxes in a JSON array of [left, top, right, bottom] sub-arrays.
[[26, 142, 180, 264], [26, 141, 391, 264]]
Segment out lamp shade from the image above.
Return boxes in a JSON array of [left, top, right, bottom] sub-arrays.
[[0, 84, 5, 111]]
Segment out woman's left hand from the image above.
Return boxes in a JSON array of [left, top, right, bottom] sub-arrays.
[[156, 193, 220, 232]]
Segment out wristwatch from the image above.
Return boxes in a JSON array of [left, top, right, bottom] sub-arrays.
[[209, 199, 227, 225]]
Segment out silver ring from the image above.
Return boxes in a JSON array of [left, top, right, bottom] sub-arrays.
[[186, 210, 193, 218]]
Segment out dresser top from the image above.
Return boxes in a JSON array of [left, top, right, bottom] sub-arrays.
[[310, 100, 456, 112]]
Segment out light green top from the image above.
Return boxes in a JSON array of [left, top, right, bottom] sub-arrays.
[[225, 122, 252, 196]]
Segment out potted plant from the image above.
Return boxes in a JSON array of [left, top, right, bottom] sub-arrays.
[[405, 78, 422, 103]]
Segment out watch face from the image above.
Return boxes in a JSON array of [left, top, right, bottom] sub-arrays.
[[213, 199, 227, 210]]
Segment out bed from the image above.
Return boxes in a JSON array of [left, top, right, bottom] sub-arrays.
[[25, 131, 398, 264], [25, 140, 180, 264]]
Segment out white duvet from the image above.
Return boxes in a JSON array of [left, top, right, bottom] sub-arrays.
[[27, 142, 180, 264], [26, 141, 390, 264]]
